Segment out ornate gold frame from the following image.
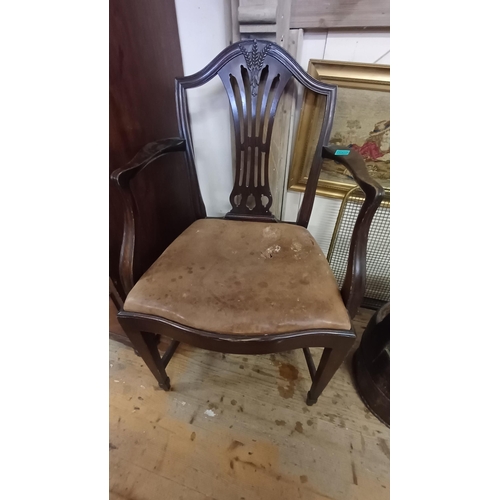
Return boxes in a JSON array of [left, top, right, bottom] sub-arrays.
[[288, 60, 390, 199]]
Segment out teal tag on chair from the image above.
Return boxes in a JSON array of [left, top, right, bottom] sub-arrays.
[[335, 149, 350, 156]]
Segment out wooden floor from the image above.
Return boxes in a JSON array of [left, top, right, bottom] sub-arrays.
[[109, 308, 389, 500]]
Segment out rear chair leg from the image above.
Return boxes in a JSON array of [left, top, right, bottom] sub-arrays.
[[306, 337, 355, 405], [126, 330, 171, 391]]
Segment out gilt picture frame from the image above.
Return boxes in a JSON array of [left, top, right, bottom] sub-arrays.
[[288, 60, 390, 199]]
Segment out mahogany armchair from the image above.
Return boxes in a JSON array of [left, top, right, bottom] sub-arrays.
[[111, 40, 384, 405]]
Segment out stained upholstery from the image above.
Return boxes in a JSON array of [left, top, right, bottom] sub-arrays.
[[124, 219, 351, 335]]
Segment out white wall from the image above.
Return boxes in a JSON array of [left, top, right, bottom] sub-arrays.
[[175, 0, 233, 217], [175, 3, 389, 252]]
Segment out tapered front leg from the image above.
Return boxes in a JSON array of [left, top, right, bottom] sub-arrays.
[[126, 330, 171, 390], [306, 337, 355, 405]]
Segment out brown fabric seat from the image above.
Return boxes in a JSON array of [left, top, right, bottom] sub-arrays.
[[124, 219, 351, 335]]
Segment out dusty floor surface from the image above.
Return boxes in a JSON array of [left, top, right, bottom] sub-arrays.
[[109, 309, 389, 500]]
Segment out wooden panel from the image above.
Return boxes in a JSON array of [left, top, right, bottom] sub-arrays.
[[269, 25, 297, 218], [230, 0, 241, 43], [275, 0, 292, 47], [290, 0, 390, 29], [109, 0, 198, 298], [240, 24, 277, 33], [238, 0, 277, 24]]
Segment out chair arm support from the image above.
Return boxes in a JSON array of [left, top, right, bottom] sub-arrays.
[[111, 138, 186, 187], [111, 138, 186, 296], [322, 145, 385, 318]]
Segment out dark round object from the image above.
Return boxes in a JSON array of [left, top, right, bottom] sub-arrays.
[[159, 378, 171, 391], [353, 303, 390, 426], [306, 391, 318, 406]]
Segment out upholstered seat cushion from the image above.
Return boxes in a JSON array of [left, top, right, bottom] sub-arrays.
[[124, 219, 351, 335]]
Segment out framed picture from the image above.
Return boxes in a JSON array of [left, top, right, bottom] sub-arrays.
[[288, 60, 390, 199]]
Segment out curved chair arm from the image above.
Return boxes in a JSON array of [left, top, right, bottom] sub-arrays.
[[111, 138, 186, 296], [322, 145, 385, 318]]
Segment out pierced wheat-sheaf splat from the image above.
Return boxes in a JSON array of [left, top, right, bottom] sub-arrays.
[[175, 39, 337, 227], [240, 39, 272, 97], [218, 40, 293, 219]]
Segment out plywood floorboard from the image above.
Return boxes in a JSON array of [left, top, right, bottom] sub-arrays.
[[109, 308, 389, 499]]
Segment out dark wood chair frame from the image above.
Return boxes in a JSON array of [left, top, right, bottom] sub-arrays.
[[111, 40, 384, 405]]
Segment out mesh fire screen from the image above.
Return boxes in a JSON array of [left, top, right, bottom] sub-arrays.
[[327, 187, 390, 309]]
